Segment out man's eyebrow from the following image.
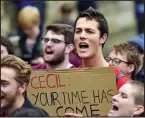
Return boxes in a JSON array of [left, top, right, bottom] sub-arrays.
[[75, 28, 82, 30], [76, 28, 95, 31], [51, 38, 60, 40], [85, 28, 95, 31], [120, 92, 127, 96], [1, 80, 9, 83]]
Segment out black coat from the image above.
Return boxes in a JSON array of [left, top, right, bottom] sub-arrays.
[[18, 34, 42, 65]]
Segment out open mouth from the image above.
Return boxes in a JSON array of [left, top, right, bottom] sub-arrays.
[[79, 43, 89, 49], [0, 95, 5, 100], [112, 104, 119, 111], [45, 49, 54, 55]]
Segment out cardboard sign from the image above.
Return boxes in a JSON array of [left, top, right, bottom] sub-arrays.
[[27, 67, 117, 116]]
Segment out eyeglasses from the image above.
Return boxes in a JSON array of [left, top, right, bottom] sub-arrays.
[[41, 38, 66, 44], [105, 57, 131, 66]]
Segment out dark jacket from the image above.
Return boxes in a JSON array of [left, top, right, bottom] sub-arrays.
[[1, 97, 35, 117], [19, 34, 43, 65], [135, 67, 144, 83], [22, 97, 35, 108], [10, 97, 49, 117]]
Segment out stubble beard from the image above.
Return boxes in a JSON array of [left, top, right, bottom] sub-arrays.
[[45, 48, 66, 66]]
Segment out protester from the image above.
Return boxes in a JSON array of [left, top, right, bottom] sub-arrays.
[[1, 36, 14, 58], [106, 42, 141, 80], [14, 1, 46, 37], [10, 107, 49, 117], [1, 55, 47, 116], [32, 24, 75, 70], [17, 6, 44, 65], [108, 80, 144, 117], [73, 7, 128, 90], [128, 33, 144, 83], [65, 80, 144, 117]]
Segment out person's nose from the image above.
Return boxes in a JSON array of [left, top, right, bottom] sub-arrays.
[[1, 86, 4, 93], [80, 31, 87, 40], [108, 60, 113, 65], [112, 94, 119, 103], [45, 40, 53, 47]]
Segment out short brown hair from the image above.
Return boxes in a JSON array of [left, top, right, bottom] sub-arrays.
[[45, 24, 74, 45], [1, 55, 31, 85], [109, 42, 141, 79], [126, 80, 144, 106], [18, 6, 40, 29], [126, 80, 144, 117]]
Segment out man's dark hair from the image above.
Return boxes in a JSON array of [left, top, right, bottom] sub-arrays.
[[45, 24, 74, 45], [1, 36, 14, 54], [74, 7, 109, 48], [10, 107, 49, 117]]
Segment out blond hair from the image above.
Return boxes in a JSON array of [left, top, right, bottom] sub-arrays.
[[1, 55, 31, 85], [18, 6, 40, 29]]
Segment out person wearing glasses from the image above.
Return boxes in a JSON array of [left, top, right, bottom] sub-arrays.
[[106, 42, 141, 80], [32, 24, 75, 70]]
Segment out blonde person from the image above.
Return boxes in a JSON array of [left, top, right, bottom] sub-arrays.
[[17, 6, 44, 65]]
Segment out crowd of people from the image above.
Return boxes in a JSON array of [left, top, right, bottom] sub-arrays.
[[1, 6, 144, 117]]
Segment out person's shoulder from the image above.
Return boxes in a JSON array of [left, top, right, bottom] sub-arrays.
[[22, 97, 35, 108], [32, 64, 47, 70]]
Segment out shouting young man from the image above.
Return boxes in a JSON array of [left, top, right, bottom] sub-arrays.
[[32, 24, 75, 70], [73, 7, 128, 90]]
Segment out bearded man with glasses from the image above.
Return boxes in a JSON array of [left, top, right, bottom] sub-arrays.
[[106, 42, 141, 80], [32, 24, 75, 70]]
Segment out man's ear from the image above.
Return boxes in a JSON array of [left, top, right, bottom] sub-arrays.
[[133, 105, 144, 116], [18, 83, 27, 94], [65, 44, 74, 54], [99, 33, 108, 45], [127, 64, 135, 74]]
